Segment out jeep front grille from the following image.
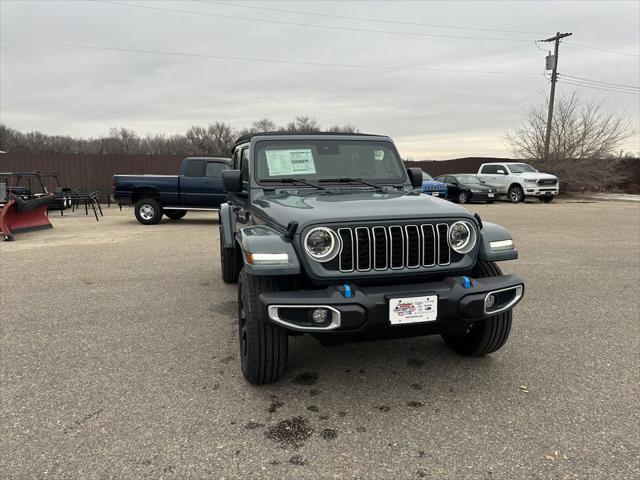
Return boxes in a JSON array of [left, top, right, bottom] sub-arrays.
[[336, 224, 451, 272]]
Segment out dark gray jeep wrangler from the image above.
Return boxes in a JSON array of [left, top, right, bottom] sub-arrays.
[[219, 133, 524, 384]]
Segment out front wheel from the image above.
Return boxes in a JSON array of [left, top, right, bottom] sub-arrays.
[[441, 260, 512, 356], [508, 185, 524, 203], [238, 270, 289, 385], [164, 210, 187, 220], [134, 198, 163, 225], [457, 191, 468, 204]]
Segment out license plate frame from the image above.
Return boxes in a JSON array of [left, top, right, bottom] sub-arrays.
[[389, 295, 438, 325]]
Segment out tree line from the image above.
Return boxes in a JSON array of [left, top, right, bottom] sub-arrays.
[[0, 116, 358, 156]]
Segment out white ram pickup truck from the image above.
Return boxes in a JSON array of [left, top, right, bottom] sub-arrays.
[[477, 162, 559, 203]]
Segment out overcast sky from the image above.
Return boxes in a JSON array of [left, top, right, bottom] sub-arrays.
[[1, 0, 638, 159]]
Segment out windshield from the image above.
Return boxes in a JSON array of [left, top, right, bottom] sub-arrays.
[[455, 175, 482, 184], [508, 163, 537, 173], [254, 140, 407, 184], [422, 172, 433, 181]]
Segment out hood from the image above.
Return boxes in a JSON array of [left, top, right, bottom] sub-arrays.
[[511, 171, 557, 180], [253, 189, 472, 229]]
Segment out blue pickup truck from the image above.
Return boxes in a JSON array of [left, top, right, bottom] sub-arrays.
[[113, 157, 230, 224]]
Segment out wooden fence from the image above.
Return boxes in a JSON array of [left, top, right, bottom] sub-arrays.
[[0, 153, 183, 199]]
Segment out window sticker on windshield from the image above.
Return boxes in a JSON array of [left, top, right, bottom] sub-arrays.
[[265, 149, 316, 176]]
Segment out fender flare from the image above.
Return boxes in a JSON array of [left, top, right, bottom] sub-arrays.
[[478, 222, 518, 262], [219, 203, 235, 248], [237, 225, 301, 275]]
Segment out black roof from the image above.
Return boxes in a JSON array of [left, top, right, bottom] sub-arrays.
[[233, 131, 385, 149]]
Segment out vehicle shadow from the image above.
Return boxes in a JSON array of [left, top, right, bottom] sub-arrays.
[[254, 333, 506, 404], [163, 218, 219, 225]]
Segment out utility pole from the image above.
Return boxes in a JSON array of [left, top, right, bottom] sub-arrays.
[[539, 31, 572, 161]]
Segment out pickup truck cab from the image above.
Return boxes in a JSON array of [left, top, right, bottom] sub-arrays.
[[113, 157, 230, 224], [219, 133, 524, 384], [476, 162, 559, 203]]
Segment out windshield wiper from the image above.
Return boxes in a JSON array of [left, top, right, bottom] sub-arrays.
[[319, 177, 386, 192], [262, 178, 326, 190]]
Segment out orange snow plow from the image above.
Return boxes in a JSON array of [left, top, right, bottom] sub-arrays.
[[0, 194, 56, 241]]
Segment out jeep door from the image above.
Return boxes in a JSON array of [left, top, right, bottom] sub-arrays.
[[229, 146, 252, 232]]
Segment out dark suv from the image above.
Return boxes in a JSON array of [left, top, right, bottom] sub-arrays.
[[219, 133, 524, 384]]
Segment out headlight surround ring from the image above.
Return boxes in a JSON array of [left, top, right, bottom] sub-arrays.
[[448, 221, 477, 254], [304, 227, 341, 262]]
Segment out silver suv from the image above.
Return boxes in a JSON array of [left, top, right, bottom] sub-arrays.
[[477, 162, 559, 203]]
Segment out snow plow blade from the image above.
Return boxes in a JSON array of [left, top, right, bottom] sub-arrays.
[[0, 194, 56, 241]]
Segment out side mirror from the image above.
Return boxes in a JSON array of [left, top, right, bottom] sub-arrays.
[[496, 169, 506, 175], [449, 181, 458, 186], [407, 168, 423, 188], [222, 169, 242, 192]]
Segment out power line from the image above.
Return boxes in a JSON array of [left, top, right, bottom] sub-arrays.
[[200, 0, 546, 36], [563, 41, 640, 58], [559, 74, 639, 91], [557, 78, 640, 95], [97, 1, 536, 44], [0, 39, 544, 76]]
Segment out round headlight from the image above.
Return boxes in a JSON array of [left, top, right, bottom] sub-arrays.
[[448, 221, 477, 254], [304, 227, 340, 262]]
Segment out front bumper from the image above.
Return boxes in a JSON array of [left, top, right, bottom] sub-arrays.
[[524, 185, 559, 196], [470, 192, 496, 202], [259, 274, 524, 337]]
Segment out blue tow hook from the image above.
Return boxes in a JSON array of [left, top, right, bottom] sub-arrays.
[[461, 276, 472, 289], [343, 284, 352, 298]]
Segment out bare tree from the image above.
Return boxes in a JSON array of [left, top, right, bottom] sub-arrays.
[[186, 122, 236, 156], [284, 115, 321, 133], [326, 124, 360, 133], [251, 118, 276, 133], [506, 90, 634, 162]]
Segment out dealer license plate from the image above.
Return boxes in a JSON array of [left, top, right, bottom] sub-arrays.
[[431, 192, 440, 196], [488, 193, 495, 198], [389, 295, 438, 325]]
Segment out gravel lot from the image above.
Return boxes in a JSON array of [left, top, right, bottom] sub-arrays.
[[1, 199, 638, 479]]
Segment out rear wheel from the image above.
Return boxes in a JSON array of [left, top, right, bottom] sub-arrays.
[[164, 210, 187, 220], [457, 191, 469, 204], [508, 185, 524, 203], [134, 198, 163, 225], [238, 270, 288, 384], [441, 260, 512, 356]]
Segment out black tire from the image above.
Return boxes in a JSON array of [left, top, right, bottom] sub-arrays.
[[441, 260, 512, 356], [508, 185, 524, 203], [238, 269, 288, 385], [164, 210, 187, 220], [539, 196, 554, 203], [457, 191, 469, 204], [220, 228, 242, 283], [134, 198, 163, 225]]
